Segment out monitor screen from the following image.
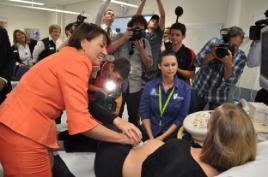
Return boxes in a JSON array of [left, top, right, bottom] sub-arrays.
[[260, 26, 268, 91]]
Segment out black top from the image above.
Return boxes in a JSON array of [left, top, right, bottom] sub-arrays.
[[174, 45, 196, 84], [0, 27, 14, 81], [0, 27, 15, 103], [37, 37, 57, 62], [11, 39, 37, 64], [142, 139, 207, 177]]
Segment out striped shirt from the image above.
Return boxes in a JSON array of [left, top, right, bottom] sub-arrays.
[[192, 37, 246, 103]]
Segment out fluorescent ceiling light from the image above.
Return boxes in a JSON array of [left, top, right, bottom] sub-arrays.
[[8, 0, 45, 6], [111, 0, 138, 8], [0, 2, 80, 15]]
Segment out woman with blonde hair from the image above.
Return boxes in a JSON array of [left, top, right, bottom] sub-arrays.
[[95, 103, 256, 177], [11, 29, 37, 80], [12, 29, 37, 67]]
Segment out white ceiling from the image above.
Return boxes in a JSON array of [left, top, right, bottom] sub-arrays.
[[35, 0, 89, 7], [1, 0, 141, 8], [0, 0, 90, 7]]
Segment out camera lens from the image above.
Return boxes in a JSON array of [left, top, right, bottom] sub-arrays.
[[215, 47, 229, 58]]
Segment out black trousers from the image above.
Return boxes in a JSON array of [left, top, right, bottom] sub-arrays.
[[121, 90, 142, 127], [95, 142, 131, 177]]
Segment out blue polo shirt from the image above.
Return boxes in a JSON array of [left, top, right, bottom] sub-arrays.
[[140, 77, 191, 136]]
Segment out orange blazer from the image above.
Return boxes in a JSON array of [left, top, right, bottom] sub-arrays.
[[0, 47, 99, 149]]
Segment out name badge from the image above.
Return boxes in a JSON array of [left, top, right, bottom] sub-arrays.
[[173, 93, 184, 100], [49, 47, 55, 50], [13, 50, 18, 53], [150, 88, 158, 96]]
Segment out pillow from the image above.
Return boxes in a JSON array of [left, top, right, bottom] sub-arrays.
[[216, 140, 268, 177]]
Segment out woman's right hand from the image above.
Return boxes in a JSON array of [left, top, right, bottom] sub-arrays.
[[120, 133, 140, 146], [113, 117, 142, 143]]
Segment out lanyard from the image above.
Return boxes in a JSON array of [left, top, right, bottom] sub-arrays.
[[158, 85, 175, 126]]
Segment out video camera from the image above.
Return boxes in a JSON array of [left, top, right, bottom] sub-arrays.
[[249, 10, 268, 40], [215, 28, 236, 58], [73, 14, 87, 29], [129, 28, 145, 41]]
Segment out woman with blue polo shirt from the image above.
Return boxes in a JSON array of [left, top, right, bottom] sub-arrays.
[[140, 50, 191, 141]]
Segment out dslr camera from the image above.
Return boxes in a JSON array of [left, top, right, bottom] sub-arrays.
[[215, 28, 235, 58], [129, 28, 145, 41], [249, 10, 268, 40]]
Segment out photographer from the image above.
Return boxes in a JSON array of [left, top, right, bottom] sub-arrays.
[[108, 15, 153, 126], [190, 26, 247, 112], [88, 58, 130, 115], [136, 0, 165, 78]]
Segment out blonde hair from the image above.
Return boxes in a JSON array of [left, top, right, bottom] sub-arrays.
[[49, 24, 61, 34], [200, 103, 256, 172], [13, 29, 30, 44]]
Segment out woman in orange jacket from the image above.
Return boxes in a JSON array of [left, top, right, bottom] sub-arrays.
[[0, 23, 141, 177]]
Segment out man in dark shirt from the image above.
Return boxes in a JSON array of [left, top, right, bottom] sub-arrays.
[[169, 22, 195, 85]]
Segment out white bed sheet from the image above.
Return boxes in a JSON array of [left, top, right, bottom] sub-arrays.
[[58, 151, 96, 177]]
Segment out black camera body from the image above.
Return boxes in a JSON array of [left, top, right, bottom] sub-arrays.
[[164, 40, 172, 51], [249, 10, 268, 40], [129, 28, 145, 41], [215, 28, 235, 58], [77, 14, 87, 24], [215, 43, 235, 58], [73, 14, 87, 29]]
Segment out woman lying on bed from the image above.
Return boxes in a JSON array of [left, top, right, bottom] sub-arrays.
[[94, 103, 257, 177]]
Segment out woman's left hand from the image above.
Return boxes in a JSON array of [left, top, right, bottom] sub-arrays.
[[113, 117, 142, 143]]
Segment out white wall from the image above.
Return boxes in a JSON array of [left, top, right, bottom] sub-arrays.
[[125, 0, 229, 27], [239, 0, 268, 36], [0, 5, 50, 43]]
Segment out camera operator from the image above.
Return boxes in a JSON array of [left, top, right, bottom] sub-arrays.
[[136, 0, 165, 78], [108, 15, 153, 126], [190, 26, 247, 112], [247, 9, 268, 105], [88, 58, 130, 115]]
